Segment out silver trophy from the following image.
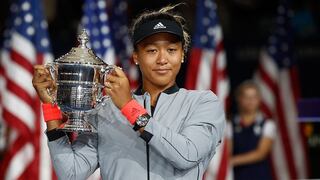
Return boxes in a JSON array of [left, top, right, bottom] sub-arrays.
[[46, 29, 114, 133]]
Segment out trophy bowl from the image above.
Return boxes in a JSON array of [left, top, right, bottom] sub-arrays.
[[46, 29, 114, 133]]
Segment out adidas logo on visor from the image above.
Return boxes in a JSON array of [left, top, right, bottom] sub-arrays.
[[153, 22, 166, 29]]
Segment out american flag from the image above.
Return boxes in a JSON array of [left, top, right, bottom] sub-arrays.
[[0, 0, 56, 179], [81, 0, 138, 88], [184, 0, 231, 180], [254, 1, 308, 179], [81, 0, 116, 65], [109, 0, 138, 88]]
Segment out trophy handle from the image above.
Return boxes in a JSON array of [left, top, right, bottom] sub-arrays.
[[45, 63, 57, 104], [95, 65, 116, 104]]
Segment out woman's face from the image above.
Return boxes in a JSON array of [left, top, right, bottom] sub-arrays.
[[237, 87, 261, 114], [133, 33, 184, 89]]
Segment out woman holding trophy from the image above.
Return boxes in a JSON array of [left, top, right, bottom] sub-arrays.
[[32, 5, 225, 180]]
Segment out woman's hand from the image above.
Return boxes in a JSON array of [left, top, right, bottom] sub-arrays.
[[32, 65, 55, 103], [104, 67, 132, 109]]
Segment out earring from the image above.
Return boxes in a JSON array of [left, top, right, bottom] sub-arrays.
[[135, 62, 138, 65], [181, 58, 184, 63]]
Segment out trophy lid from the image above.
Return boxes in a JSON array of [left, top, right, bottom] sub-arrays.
[[54, 29, 106, 65]]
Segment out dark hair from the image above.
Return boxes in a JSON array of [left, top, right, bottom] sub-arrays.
[[130, 4, 190, 53]]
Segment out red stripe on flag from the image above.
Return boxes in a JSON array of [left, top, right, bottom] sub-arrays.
[[274, 88, 297, 179], [0, 65, 4, 76], [216, 139, 229, 180], [220, 67, 228, 80], [258, 64, 277, 93], [210, 41, 224, 92], [3, 109, 33, 139], [185, 48, 202, 89], [32, 98, 41, 180], [0, 65, 4, 112], [36, 53, 44, 67], [10, 50, 34, 74], [52, 166, 58, 180], [0, 135, 28, 179], [6, 78, 35, 107], [19, 157, 38, 180]]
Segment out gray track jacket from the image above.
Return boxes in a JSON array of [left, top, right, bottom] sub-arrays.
[[47, 85, 225, 180]]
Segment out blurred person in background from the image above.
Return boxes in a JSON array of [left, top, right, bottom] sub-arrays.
[[228, 81, 276, 180]]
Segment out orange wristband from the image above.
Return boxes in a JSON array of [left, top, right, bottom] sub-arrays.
[[42, 103, 63, 122], [121, 99, 147, 125]]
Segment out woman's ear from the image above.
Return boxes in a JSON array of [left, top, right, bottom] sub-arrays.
[[133, 52, 138, 65]]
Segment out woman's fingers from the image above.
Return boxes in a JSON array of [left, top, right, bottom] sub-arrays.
[[113, 66, 126, 77], [105, 74, 118, 83], [104, 81, 112, 89]]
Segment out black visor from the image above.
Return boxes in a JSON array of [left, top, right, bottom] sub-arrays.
[[133, 19, 184, 45]]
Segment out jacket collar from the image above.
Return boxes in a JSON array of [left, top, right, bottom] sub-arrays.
[[134, 84, 179, 95]]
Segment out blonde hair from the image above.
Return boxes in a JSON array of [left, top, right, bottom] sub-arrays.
[[235, 80, 261, 99]]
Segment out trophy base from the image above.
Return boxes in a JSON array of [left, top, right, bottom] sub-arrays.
[[58, 119, 97, 133]]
